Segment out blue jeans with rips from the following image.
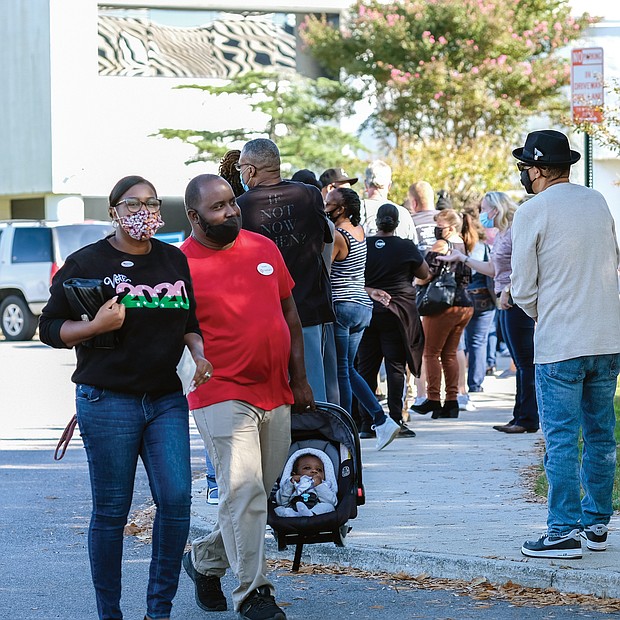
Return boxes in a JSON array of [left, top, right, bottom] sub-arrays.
[[76, 385, 191, 620], [535, 353, 620, 536], [333, 301, 386, 425]]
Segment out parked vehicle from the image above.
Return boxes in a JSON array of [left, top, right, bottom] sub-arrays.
[[0, 220, 113, 341]]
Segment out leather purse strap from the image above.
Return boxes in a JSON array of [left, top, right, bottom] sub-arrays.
[[54, 415, 78, 461]]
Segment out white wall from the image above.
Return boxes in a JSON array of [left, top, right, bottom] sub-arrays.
[[0, 0, 53, 196]]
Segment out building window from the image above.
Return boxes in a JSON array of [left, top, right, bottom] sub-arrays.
[[98, 7, 301, 78]]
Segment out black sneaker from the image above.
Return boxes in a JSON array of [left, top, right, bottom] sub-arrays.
[[398, 423, 416, 438], [581, 524, 608, 551], [521, 529, 582, 559], [238, 586, 286, 620], [182, 551, 227, 611]]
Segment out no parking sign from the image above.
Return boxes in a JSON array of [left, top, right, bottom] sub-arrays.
[[571, 47, 604, 123]]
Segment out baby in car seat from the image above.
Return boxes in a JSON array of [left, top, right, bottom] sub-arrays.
[[274, 448, 338, 517]]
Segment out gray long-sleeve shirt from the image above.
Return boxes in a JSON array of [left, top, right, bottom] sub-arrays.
[[511, 182, 620, 364]]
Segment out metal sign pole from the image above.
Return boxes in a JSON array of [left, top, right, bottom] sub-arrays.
[[585, 133, 593, 188]]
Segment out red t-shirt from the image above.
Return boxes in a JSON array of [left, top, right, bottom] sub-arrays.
[[181, 230, 295, 411]]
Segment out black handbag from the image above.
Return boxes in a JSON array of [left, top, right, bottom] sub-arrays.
[[63, 278, 118, 349], [416, 263, 457, 316]]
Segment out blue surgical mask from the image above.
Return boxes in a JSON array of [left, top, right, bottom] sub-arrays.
[[240, 171, 250, 193], [479, 211, 495, 228]]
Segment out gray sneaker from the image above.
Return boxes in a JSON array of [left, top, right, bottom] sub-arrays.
[[581, 524, 608, 551], [521, 529, 582, 559]]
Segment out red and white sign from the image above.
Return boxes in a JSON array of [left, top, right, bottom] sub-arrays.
[[571, 47, 604, 123]]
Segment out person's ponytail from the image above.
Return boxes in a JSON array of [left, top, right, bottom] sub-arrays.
[[460, 212, 479, 254]]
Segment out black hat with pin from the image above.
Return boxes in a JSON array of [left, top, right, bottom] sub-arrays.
[[513, 130, 581, 166]]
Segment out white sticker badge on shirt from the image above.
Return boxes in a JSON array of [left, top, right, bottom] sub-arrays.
[[121, 260, 134, 268], [374, 239, 386, 249], [257, 262, 274, 276]]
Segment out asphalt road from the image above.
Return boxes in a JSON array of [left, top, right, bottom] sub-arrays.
[[1, 339, 618, 619]]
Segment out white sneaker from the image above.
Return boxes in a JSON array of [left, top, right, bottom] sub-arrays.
[[373, 417, 400, 451], [457, 394, 476, 411]]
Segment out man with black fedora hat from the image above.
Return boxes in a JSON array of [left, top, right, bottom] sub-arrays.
[[510, 129, 620, 559]]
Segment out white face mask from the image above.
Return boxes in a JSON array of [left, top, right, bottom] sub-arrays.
[[113, 208, 164, 241]]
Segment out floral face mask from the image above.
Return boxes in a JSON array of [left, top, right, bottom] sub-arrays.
[[114, 208, 164, 241]]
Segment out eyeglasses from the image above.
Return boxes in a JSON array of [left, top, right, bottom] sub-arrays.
[[516, 163, 532, 172], [234, 162, 252, 172], [115, 198, 162, 213], [324, 202, 342, 209]]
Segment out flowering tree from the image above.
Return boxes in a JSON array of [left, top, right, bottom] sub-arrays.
[[302, 0, 595, 156]]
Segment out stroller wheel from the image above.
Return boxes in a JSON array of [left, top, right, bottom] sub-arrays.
[[335, 523, 350, 547]]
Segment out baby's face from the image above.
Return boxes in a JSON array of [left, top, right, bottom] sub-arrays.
[[294, 455, 325, 481]]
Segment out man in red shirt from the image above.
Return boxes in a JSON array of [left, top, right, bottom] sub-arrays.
[[180, 174, 313, 620]]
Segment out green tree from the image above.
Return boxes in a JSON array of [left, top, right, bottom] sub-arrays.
[[388, 136, 514, 208], [156, 71, 364, 171], [302, 0, 595, 157]]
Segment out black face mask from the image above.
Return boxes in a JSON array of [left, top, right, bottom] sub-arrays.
[[434, 226, 445, 240], [520, 169, 534, 195], [196, 213, 242, 245], [325, 208, 341, 223]]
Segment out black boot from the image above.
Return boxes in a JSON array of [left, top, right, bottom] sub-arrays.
[[432, 400, 459, 419], [409, 399, 442, 415]]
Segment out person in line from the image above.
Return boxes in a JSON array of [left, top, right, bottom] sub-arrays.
[[361, 160, 417, 241], [39, 175, 211, 620], [318, 167, 359, 198], [435, 189, 453, 210], [275, 450, 338, 517], [325, 187, 401, 449], [218, 149, 246, 198], [295, 167, 340, 405], [462, 206, 496, 397], [180, 174, 313, 620], [408, 180, 438, 255], [437, 192, 539, 434], [236, 138, 334, 403], [510, 130, 620, 559], [357, 203, 429, 438], [410, 209, 475, 419], [406, 180, 438, 409]]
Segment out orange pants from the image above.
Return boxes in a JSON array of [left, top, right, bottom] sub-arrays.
[[423, 306, 474, 401]]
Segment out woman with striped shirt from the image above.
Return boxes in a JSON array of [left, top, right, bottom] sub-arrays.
[[325, 187, 400, 450]]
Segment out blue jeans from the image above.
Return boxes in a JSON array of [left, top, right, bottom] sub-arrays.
[[76, 386, 191, 620], [465, 307, 496, 391], [302, 324, 327, 402], [535, 354, 620, 535], [333, 301, 385, 425], [486, 313, 499, 368], [322, 322, 340, 406], [205, 450, 217, 490], [499, 305, 539, 429]]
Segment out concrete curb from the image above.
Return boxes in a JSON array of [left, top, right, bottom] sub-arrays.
[[260, 539, 620, 600]]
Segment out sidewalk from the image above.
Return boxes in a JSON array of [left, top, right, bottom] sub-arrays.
[[189, 370, 620, 600]]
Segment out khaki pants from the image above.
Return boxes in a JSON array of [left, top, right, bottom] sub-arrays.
[[190, 400, 291, 611]]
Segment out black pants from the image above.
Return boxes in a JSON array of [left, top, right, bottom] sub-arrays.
[[357, 311, 406, 425]]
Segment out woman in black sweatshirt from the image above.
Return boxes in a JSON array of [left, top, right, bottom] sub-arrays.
[[39, 175, 211, 620]]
